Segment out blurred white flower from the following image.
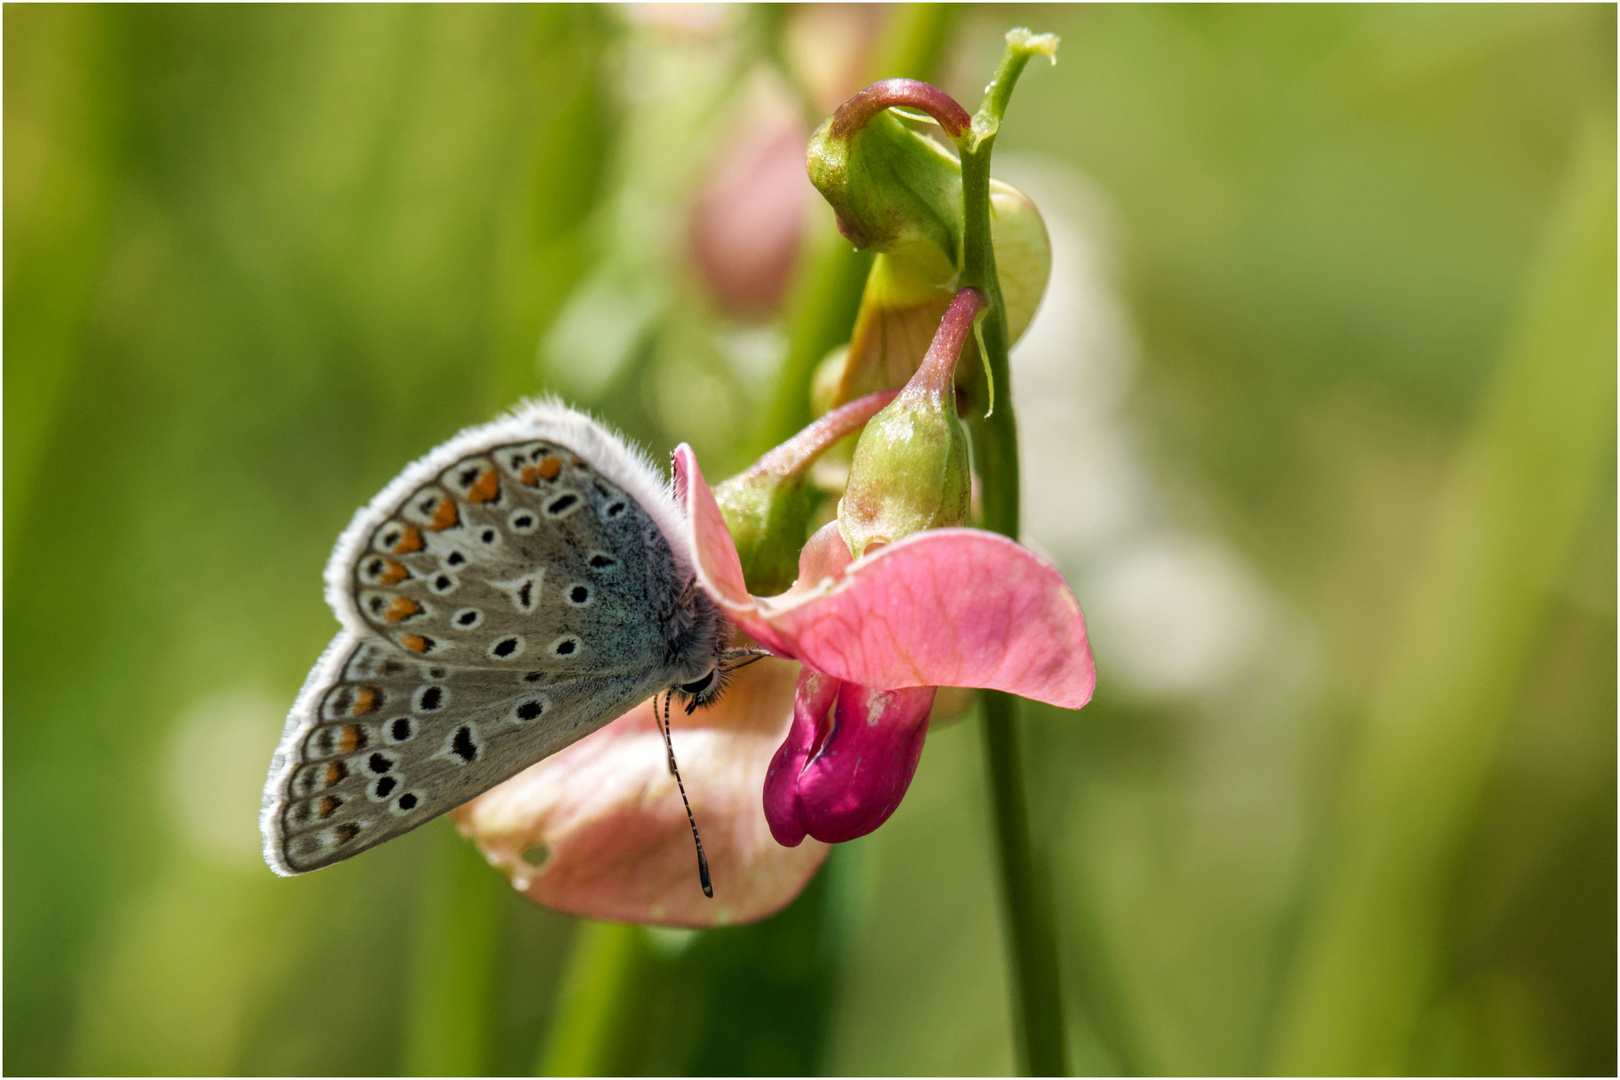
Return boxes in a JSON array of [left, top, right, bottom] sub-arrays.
[[1003, 156, 1293, 700], [166, 687, 283, 869], [1084, 533, 1269, 698]]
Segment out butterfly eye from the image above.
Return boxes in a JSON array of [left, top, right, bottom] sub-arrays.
[[678, 668, 716, 697]]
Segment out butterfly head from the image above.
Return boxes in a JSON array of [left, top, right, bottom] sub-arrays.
[[662, 576, 735, 710]]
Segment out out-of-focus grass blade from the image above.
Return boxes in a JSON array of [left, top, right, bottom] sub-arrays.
[[536, 921, 646, 1077], [403, 822, 503, 1075], [1272, 117, 1617, 1075], [2, 6, 120, 566]]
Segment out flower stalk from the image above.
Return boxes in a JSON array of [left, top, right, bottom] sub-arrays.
[[951, 29, 1068, 1078]]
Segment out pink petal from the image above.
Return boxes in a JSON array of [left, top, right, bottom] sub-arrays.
[[452, 657, 827, 928], [675, 444, 793, 654], [766, 528, 1095, 709], [766, 670, 934, 846], [792, 520, 854, 587]]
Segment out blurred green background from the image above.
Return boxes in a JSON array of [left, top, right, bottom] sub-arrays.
[[6, 4, 1613, 1075]]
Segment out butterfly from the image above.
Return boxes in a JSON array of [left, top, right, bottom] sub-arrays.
[[261, 400, 744, 894]]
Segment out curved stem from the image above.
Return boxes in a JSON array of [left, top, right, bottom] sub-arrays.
[[748, 387, 898, 480], [956, 30, 1067, 1078]]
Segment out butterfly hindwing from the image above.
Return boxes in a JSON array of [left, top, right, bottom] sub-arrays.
[[263, 632, 668, 873]]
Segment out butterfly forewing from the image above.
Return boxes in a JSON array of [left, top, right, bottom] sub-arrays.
[[353, 443, 661, 670], [264, 426, 690, 874]]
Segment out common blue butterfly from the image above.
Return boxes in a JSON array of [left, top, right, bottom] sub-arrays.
[[261, 401, 739, 892]]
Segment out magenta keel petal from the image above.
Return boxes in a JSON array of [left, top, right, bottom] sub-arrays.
[[763, 669, 837, 847], [765, 671, 935, 847]]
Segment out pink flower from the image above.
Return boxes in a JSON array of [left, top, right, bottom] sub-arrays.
[[689, 93, 813, 318], [672, 442, 1095, 847], [454, 433, 1093, 923], [455, 336, 1093, 922]]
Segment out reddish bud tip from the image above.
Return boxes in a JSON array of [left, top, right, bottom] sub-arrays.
[[829, 78, 972, 140]]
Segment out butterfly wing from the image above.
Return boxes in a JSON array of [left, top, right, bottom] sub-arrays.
[[263, 407, 694, 875], [262, 631, 669, 873]]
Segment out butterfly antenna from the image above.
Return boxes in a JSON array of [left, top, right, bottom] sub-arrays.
[[660, 690, 713, 898], [655, 696, 677, 775]]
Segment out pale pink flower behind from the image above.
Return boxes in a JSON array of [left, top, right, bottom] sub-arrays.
[[453, 655, 826, 928]]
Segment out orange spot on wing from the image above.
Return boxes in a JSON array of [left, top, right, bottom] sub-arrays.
[[428, 497, 460, 531], [352, 687, 378, 714], [570, 456, 586, 469], [379, 560, 409, 585], [323, 761, 347, 788], [467, 469, 500, 504], [401, 634, 430, 654], [318, 796, 341, 819], [393, 525, 424, 554], [384, 597, 423, 623], [537, 455, 562, 481], [339, 725, 364, 753], [520, 466, 540, 485]]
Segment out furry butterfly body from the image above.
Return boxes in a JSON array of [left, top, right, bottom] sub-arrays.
[[261, 401, 730, 875]]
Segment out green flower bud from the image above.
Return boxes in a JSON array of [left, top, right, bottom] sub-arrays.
[[806, 79, 971, 263], [713, 390, 899, 595], [988, 179, 1051, 345], [713, 471, 815, 598], [805, 76, 1052, 412], [838, 289, 986, 559]]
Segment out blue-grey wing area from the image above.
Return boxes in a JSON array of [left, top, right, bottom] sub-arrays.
[[263, 441, 684, 874]]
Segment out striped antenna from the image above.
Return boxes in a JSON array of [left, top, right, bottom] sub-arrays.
[[657, 691, 713, 898]]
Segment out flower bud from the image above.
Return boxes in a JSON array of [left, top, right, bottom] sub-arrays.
[[805, 80, 1051, 413], [713, 389, 898, 594], [805, 79, 970, 261], [988, 180, 1051, 345], [838, 288, 985, 558]]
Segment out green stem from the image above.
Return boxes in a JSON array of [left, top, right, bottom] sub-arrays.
[[956, 30, 1067, 1077]]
